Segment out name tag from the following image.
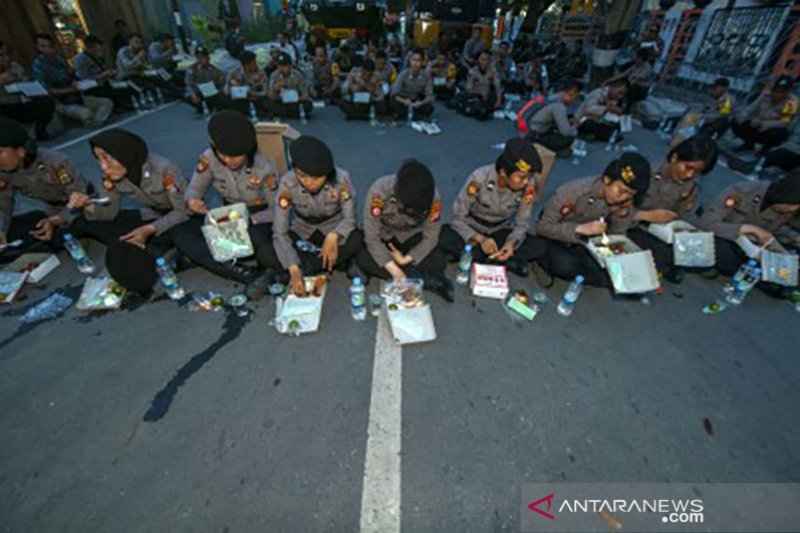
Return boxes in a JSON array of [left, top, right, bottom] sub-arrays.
[[433, 77, 446, 87], [280, 89, 299, 103], [231, 86, 249, 100], [353, 91, 371, 104]]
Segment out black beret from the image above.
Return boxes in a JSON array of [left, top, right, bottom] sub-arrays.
[[503, 138, 542, 175], [774, 75, 794, 91], [362, 59, 376, 72], [603, 152, 651, 195], [712, 77, 730, 88], [277, 52, 292, 65], [396, 160, 434, 216], [0, 117, 29, 149], [106, 242, 157, 295], [89, 128, 148, 183], [290, 135, 334, 177], [195, 45, 210, 57], [763, 170, 800, 210], [208, 110, 257, 156]]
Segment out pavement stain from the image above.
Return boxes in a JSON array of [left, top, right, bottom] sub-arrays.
[[142, 307, 252, 423]]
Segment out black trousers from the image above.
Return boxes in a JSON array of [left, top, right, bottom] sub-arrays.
[[228, 97, 269, 117], [765, 147, 800, 172], [71, 210, 174, 256], [578, 119, 617, 142], [628, 227, 674, 272], [86, 85, 137, 111], [339, 99, 387, 120], [433, 85, 456, 101], [356, 232, 446, 279], [126, 75, 183, 100], [699, 116, 730, 139], [1, 98, 56, 137], [0, 210, 74, 264], [732, 121, 790, 150], [264, 229, 364, 274], [169, 217, 274, 283], [389, 98, 434, 120], [187, 93, 229, 113], [438, 224, 549, 264], [264, 99, 313, 119], [714, 236, 795, 296], [530, 130, 574, 153], [537, 237, 611, 288], [454, 92, 496, 121]]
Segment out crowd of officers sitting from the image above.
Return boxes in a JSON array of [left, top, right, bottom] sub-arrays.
[[1, 105, 799, 305]]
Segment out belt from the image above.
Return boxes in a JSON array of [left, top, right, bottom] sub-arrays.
[[295, 210, 340, 225], [470, 214, 508, 229], [246, 203, 269, 214]]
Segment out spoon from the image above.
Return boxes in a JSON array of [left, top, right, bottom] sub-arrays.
[[89, 197, 111, 205], [0, 239, 23, 252], [599, 217, 610, 246]]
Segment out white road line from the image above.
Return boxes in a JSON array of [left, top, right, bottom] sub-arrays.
[[51, 103, 178, 151], [360, 311, 402, 533]]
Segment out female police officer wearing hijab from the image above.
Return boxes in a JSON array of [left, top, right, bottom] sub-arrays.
[[172, 110, 281, 293]]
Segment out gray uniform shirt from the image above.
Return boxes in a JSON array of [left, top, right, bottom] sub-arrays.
[[530, 94, 577, 136], [225, 66, 268, 97], [697, 181, 800, 243], [273, 167, 357, 268], [148, 42, 174, 70], [73, 51, 108, 80], [363, 174, 442, 267], [575, 87, 609, 122], [450, 164, 537, 245], [0, 148, 86, 233], [116, 46, 148, 80], [184, 64, 226, 98], [343, 68, 384, 101], [84, 153, 189, 235], [739, 93, 799, 131], [466, 65, 502, 98], [461, 38, 485, 64], [268, 69, 309, 100], [535, 176, 637, 244], [391, 68, 433, 103], [638, 165, 700, 220], [186, 149, 280, 225]]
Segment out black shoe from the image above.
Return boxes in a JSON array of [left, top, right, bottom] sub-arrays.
[[424, 274, 454, 303], [556, 148, 572, 159], [505, 259, 530, 277], [758, 284, 791, 300], [226, 262, 259, 283], [664, 267, 684, 284], [531, 262, 554, 288], [733, 142, 754, 153], [345, 258, 360, 280], [700, 268, 720, 280], [245, 274, 268, 301]]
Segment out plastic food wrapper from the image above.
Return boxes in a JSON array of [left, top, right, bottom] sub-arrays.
[[76, 275, 126, 311], [470, 263, 509, 299], [587, 236, 659, 294], [761, 249, 799, 287], [2, 253, 61, 284], [648, 221, 715, 267], [503, 291, 540, 323], [0, 272, 28, 304], [381, 279, 436, 345], [202, 203, 254, 262], [20, 292, 73, 323], [272, 276, 327, 335]]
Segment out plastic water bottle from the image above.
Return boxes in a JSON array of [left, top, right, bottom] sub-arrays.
[[201, 100, 210, 116], [571, 142, 581, 165], [248, 101, 258, 122], [296, 239, 321, 254], [556, 275, 585, 317], [131, 95, 142, 113], [656, 118, 666, 139], [63, 233, 95, 274], [725, 266, 761, 306], [456, 244, 473, 285], [605, 129, 618, 152], [146, 91, 156, 108], [746, 157, 765, 182], [156, 257, 185, 300], [156, 88, 164, 105], [723, 259, 757, 296], [350, 276, 366, 320], [407, 104, 413, 125], [299, 104, 308, 124], [369, 104, 377, 126]]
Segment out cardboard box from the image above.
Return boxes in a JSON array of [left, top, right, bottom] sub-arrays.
[[386, 303, 437, 345], [470, 263, 509, 299], [760, 249, 798, 286], [2, 253, 60, 283], [256, 122, 301, 175], [587, 236, 659, 294], [274, 276, 327, 335], [586, 235, 641, 268], [648, 221, 715, 267], [647, 220, 696, 244]]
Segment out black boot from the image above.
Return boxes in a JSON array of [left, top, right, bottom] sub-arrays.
[[505, 259, 530, 277], [531, 262, 554, 288], [424, 273, 454, 303], [663, 267, 684, 284]]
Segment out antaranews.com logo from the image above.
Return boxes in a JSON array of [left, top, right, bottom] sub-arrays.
[[528, 493, 704, 524]]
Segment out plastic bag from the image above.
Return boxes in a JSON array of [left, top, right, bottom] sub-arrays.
[[20, 293, 73, 323]]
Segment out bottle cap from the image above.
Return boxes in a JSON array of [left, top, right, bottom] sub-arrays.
[[353, 276, 362, 285], [575, 275, 585, 283], [156, 257, 165, 266], [465, 244, 472, 253]]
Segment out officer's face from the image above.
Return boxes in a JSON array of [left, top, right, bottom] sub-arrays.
[[410, 54, 422, 71], [670, 156, 705, 181], [472, 28, 481, 39], [217, 152, 246, 170], [315, 48, 327, 62], [36, 38, 56, 57], [0, 147, 24, 172], [279, 64, 291, 76], [711, 85, 726, 98], [87, 43, 104, 57], [93, 147, 127, 180], [376, 58, 386, 69], [478, 53, 490, 69], [436, 54, 446, 66], [130, 36, 143, 51], [609, 84, 628, 101], [771, 203, 800, 214], [504, 170, 530, 192], [296, 169, 327, 194], [196, 54, 209, 67], [602, 178, 636, 206], [771, 89, 789, 103], [500, 44, 509, 57], [562, 88, 580, 105]]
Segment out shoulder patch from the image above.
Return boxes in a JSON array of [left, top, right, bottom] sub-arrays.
[[341, 180, 351, 202], [560, 203, 575, 218], [196, 155, 209, 173], [56, 167, 72, 185], [523, 184, 536, 205], [265, 173, 277, 191], [467, 181, 479, 197], [278, 191, 292, 210], [429, 199, 442, 222], [163, 173, 179, 193], [103, 178, 115, 191], [248, 174, 263, 188], [371, 195, 384, 217], [752, 194, 762, 205], [724, 194, 738, 208], [328, 187, 339, 201]]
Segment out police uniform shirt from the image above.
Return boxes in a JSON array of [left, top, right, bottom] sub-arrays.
[[638, 165, 699, 218], [529, 94, 577, 137], [73, 51, 107, 81], [461, 38, 485, 63], [697, 181, 800, 243], [627, 61, 652, 87], [0, 148, 86, 233], [312, 59, 336, 88], [116, 45, 148, 80], [0, 62, 29, 105], [374, 63, 397, 85], [363, 174, 442, 266], [466, 65, 502, 98], [536, 176, 637, 244], [185, 63, 226, 97], [343, 68, 384, 101], [702, 91, 734, 120], [426, 61, 457, 85], [741, 92, 799, 131], [575, 86, 610, 122], [492, 55, 514, 83], [272, 167, 356, 269], [268, 68, 309, 100], [86, 153, 190, 235], [450, 164, 537, 245], [391, 68, 433, 102], [225, 66, 268, 97], [186, 148, 280, 224]]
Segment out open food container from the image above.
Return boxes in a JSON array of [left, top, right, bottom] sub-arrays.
[[587, 235, 660, 294], [202, 203, 254, 262], [0, 271, 29, 304], [2, 253, 60, 283], [273, 275, 328, 335], [381, 279, 436, 345], [470, 263, 509, 299], [736, 235, 798, 285], [76, 275, 126, 311], [648, 221, 715, 267]]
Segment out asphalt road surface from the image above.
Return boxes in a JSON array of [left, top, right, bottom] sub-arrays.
[[1, 103, 799, 533]]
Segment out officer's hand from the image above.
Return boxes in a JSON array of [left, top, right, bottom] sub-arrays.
[[30, 218, 54, 241], [320, 232, 339, 272], [575, 219, 607, 237], [636, 209, 679, 224], [494, 241, 516, 262], [385, 261, 407, 284], [479, 236, 499, 256], [0, 231, 7, 246], [388, 243, 412, 265], [740, 224, 775, 246], [190, 94, 200, 104], [67, 192, 91, 210], [187, 198, 208, 215], [289, 265, 309, 297], [120, 224, 156, 249]]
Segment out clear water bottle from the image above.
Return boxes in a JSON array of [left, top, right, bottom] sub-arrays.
[[156, 257, 185, 300], [726, 266, 761, 306], [556, 275, 585, 317], [350, 276, 367, 321], [248, 101, 258, 122], [571, 142, 581, 165], [63, 233, 95, 274], [131, 95, 142, 113], [155, 88, 164, 105], [201, 100, 210, 116], [746, 157, 765, 182], [407, 104, 413, 124], [456, 244, 473, 285], [146, 91, 157, 108], [369, 104, 377, 126], [656, 118, 666, 139], [605, 129, 618, 152], [299, 104, 308, 124], [296, 239, 321, 254], [723, 259, 757, 296]]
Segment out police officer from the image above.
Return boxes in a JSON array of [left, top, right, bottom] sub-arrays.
[[356, 160, 453, 302], [697, 77, 734, 139], [270, 136, 363, 296], [575, 78, 628, 142], [460, 25, 486, 71], [628, 135, 718, 282], [310, 45, 340, 103], [184, 46, 227, 114], [527, 79, 582, 154], [426, 51, 457, 101], [439, 139, 548, 277], [456, 50, 503, 120], [340, 59, 386, 120], [225, 50, 268, 117], [105, 241, 158, 295], [534, 153, 652, 287], [0, 118, 87, 262], [697, 172, 800, 298], [67, 128, 189, 257], [732, 76, 798, 155], [390, 49, 434, 121], [266, 52, 312, 119], [174, 110, 280, 290]]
